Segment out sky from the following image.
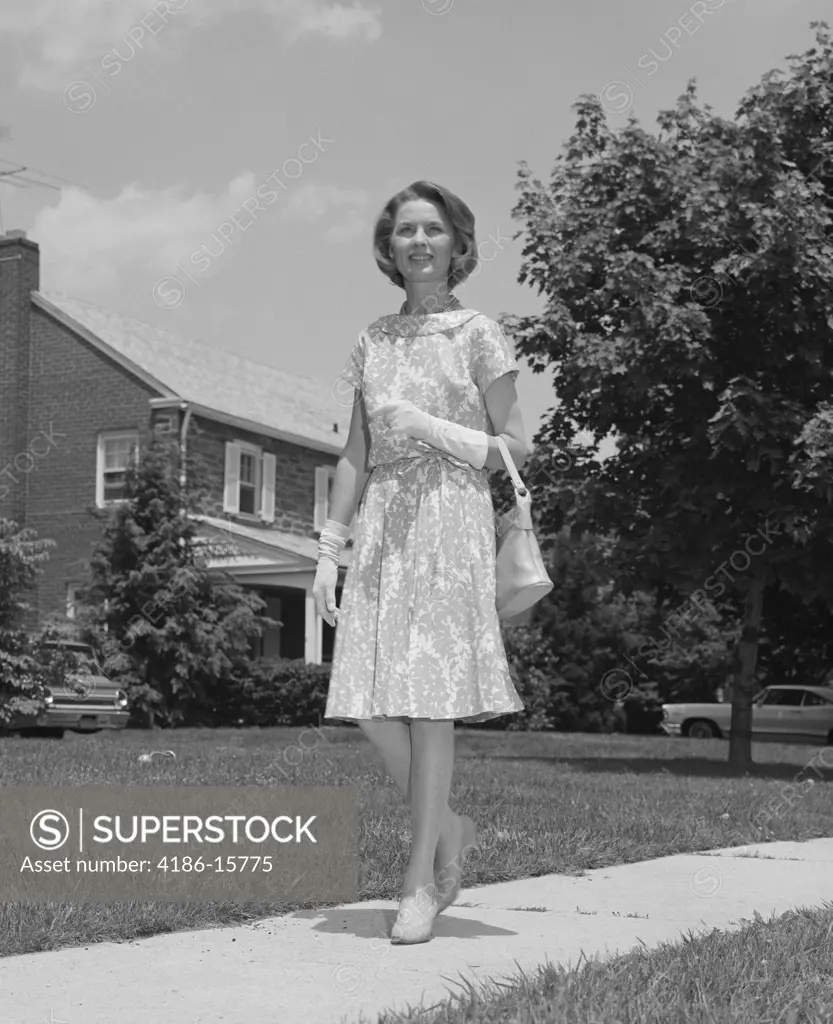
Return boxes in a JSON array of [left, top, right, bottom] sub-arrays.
[[0, 0, 827, 450]]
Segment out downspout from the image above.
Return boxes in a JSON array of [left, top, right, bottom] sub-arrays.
[[179, 402, 192, 523], [177, 401, 203, 587]]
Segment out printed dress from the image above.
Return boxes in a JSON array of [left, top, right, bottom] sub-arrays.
[[324, 305, 526, 723]]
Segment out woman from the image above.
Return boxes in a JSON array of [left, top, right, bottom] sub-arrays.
[[313, 180, 528, 944]]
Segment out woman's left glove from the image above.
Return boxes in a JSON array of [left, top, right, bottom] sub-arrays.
[[373, 399, 489, 471]]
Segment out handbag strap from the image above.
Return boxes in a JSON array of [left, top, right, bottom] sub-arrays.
[[494, 435, 528, 496]]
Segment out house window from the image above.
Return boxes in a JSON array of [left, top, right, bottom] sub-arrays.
[[223, 442, 276, 523], [97, 432, 139, 506], [239, 450, 258, 515], [154, 413, 176, 434]]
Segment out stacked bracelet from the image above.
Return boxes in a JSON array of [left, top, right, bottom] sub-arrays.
[[318, 518, 352, 566]]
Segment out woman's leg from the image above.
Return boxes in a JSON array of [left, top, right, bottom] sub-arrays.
[[401, 718, 455, 897], [356, 719, 458, 872]]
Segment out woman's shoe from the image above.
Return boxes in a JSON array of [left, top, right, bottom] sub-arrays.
[[390, 885, 438, 945], [435, 815, 478, 915]]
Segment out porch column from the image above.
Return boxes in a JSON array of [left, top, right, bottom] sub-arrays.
[[304, 585, 322, 664]]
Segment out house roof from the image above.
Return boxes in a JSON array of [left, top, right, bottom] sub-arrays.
[[33, 291, 353, 456]]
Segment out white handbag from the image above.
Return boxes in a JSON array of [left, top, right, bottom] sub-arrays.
[[493, 436, 554, 618]]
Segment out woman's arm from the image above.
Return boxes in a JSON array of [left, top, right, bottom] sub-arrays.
[[326, 393, 372, 528], [482, 373, 528, 472]]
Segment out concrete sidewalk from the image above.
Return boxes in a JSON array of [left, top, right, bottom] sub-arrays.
[[3, 838, 832, 1024]]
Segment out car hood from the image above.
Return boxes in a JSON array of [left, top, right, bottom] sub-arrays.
[[50, 674, 123, 700]]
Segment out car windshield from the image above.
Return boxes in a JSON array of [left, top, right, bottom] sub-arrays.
[[37, 645, 100, 673]]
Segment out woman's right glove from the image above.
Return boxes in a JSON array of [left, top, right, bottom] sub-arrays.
[[314, 519, 351, 627]]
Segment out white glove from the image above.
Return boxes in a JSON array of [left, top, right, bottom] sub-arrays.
[[374, 399, 489, 470], [315, 519, 351, 627], [423, 413, 489, 470], [313, 558, 339, 627]]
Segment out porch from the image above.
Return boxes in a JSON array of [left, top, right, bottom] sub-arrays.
[[193, 515, 350, 665]]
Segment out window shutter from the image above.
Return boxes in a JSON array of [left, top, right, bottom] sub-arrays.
[[223, 443, 241, 513], [261, 452, 276, 523], [314, 466, 330, 532], [95, 436, 104, 507]]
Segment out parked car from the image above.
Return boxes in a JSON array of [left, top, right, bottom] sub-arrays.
[[1, 640, 129, 739], [661, 685, 833, 743]]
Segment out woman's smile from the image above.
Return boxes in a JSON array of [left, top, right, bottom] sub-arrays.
[[390, 198, 456, 286]]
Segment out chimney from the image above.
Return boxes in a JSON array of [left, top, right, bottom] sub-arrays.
[[0, 230, 40, 526]]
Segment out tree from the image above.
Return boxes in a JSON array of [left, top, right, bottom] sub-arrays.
[[503, 23, 833, 767], [79, 428, 273, 727], [626, 585, 740, 706], [498, 528, 637, 731], [756, 582, 833, 686], [497, 523, 739, 732], [0, 520, 54, 724]]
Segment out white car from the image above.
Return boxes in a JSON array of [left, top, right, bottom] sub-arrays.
[[2, 640, 130, 740], [660, 685, 833, 743]]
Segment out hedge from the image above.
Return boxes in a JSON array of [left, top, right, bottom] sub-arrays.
[[164, 654, 661, 733]]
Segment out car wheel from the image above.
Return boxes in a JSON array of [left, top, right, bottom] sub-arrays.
[[685, 719, 719, 739]]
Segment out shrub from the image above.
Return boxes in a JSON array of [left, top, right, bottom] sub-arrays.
[[0, 625, 84, 727], [79, 430, 270, 728], [0, 629, 43, 726], [207, 659, 332, 728], [0, 520, 55, 725]]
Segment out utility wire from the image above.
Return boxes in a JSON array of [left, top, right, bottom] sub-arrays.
[[0, 164, 65, 235], [0, 159, 87, 191]]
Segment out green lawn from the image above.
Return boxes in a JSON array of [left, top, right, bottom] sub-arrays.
[[0, 725, 831, 959], [371, 904, 833, 1024]]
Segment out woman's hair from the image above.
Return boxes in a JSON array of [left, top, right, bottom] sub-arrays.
[[373, 180, 478, 290]]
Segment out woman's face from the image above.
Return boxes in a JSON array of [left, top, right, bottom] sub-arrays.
[[390, 198, 457, 287]]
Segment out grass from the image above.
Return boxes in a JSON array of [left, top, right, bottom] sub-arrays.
[[370, 904, 833, 1024], [0, 725, 831, 959]]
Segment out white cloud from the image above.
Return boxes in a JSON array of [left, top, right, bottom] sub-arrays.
[[27, 176, 371, 298], [283, 182, 368, 221], [283, 182, 370, 241], [0, 0, 382, 91], [324, 208, 367, 243], [286, 2, 383, 42], [30, 173, 260, 295]]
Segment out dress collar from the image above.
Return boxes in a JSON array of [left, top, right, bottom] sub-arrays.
[[399, 295, 463, 316], [370, 298, 481, 338]]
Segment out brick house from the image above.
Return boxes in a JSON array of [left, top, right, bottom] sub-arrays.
[[0, 230, 357, 664]]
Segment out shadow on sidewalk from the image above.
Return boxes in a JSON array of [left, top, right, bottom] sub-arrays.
[[517, 756, 833, 782], [292, 906, 518, 940]]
